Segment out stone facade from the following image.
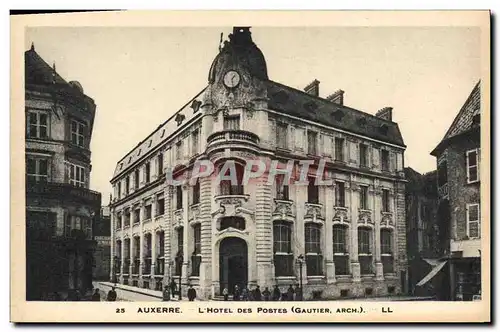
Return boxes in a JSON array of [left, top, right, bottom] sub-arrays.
[[25, 45, 101, 300], [431, 81, 481, 301], [109, 27, 408, 300]]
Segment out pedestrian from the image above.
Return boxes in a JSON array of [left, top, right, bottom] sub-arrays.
[[253, 285, 262, 301], [295, 287, 303, 301], [287, 285, 294, 301], [233, 285, 241, 301], [223, 287, 229, 301], [272, 285, 281, 301], [162, 286, 171, 301], [262, 287, 271, 301], [169, 279, 177, 298], [242, 288, 249, 301], [91, 289, 101, 301], [280, 292, 287, 301], [187, 285, 197, 301], [107, 287, 117, 301]]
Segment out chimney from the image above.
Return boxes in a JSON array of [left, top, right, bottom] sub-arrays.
[[304, 79, 320, 97], [376, 107, 393, 121], [326, 90, 345, 105]]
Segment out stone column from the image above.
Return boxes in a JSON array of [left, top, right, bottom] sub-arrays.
[[182, 185, 189, 288], [199, 176, 212, 299], [349, 179, 361, 282], [324, 185, 336, 284], [295, 182, 307, 285], [255, 171, 273, 288], [373, 186, 384, 281], [139, 202, 144, 284], [164, 187, 172, 283]]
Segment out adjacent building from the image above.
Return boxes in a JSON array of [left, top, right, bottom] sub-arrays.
[[430, 81, 482, 301], [404, 168, 442, 297], [25, 44, 101, 300], [93, 205, 111, 281], [109, 27, 408, 300]]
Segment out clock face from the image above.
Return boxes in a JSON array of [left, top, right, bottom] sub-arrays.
[[223, 70, 241, 88]]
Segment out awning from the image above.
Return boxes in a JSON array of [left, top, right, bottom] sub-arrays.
[[416, 260, 448, 287]]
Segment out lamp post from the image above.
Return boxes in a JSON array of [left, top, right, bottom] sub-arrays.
[[177, 254, 183, 300], [297, 254, 304, 300]]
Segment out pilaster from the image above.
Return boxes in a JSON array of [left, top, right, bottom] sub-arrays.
[[255, 172, 273, 288], [324, 185, 336, 284], [182, 185, 189, 286], [373, 186, 384, 281], [295, 182, 307, 284], [349, 179, 361, 282], [164, 187, 172, 282], [199, 175, 212, 298]]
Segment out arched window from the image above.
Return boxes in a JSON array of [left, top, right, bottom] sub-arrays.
[[305, 223, 323, 276], [219, 162, 245, 195], [273, 221, 293, 276], [191, 224, 201, 276], [358, 227, 373, 275], [333, 225, 349, 275], [380, 228, 394, 274]]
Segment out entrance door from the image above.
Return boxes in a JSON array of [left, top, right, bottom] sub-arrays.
[[219, 237, 248, 295]]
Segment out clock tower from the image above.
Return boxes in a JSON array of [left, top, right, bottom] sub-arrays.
[[202, 27, 270, 144]]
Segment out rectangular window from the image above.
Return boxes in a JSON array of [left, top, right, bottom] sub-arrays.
[[307, 131, 317, 155], [134, 207, 140, 224], [157, 153, 164, 176], [117, 182, 122, 199], [157, 197, 165, 216], [192, 130, 199, 154], [125, 176, 130, 194], [358, 228, 372, 255], [360, 186, 369, 210], [176, 141, 183, 160], [70, 119, 86, 147], [191, 224, 201, 276], [145, 204, 152, 220], [192, 180, 200, 205], [333, 225, 348, 253], [335, 137, 345, 162], [176, 186, 183, 210], [380, 229, 393, 254], [27, 111, 49, 139], [382, 189, 390, 212], [273, 222, 293, 276], [467, 203, 480, 239], [276, 122, 288, 149], [381, 150, 390, 171], [223, 115, 240, 130], [134, 169, 140, 189], [358, 227, 373, 275], [145, 162, 151, 183], [275, 174, 289, 200], [124, 208, 130, 227], [26, 157, 49, 182], [466, 149, 480, 183], [307, 177, 319, 204], [66, 162, 86, 187], [335, 181, 345, 207], [359, 144, 368, 167], [116, 213, 122, 229]]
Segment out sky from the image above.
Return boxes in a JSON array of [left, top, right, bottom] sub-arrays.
[[25, 26, 480, 203]]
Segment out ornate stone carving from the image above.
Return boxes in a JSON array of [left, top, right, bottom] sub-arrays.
[[333, 206, 349, 223], [173, 208, 184, 227], [189, 204, 201, 222], [213, 195, 252, 218], [272, 200, 294, 220], [358, 209, 373, 225], [304, 203, 324, 222], [381, 212, 394, 227]]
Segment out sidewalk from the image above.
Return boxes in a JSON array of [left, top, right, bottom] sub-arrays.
[[93, 281, 183, 302]]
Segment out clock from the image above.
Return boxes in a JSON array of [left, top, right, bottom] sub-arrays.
[[223, 70, 241, 88]]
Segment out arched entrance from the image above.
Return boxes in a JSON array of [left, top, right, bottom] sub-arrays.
[[219, 237, 248, 295]]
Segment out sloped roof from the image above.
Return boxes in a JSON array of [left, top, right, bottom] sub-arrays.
[[25, 45, 68, 86], [431, 81, 481, 155], [111, 88, 207, 180], [266, 80, 405, 147]]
